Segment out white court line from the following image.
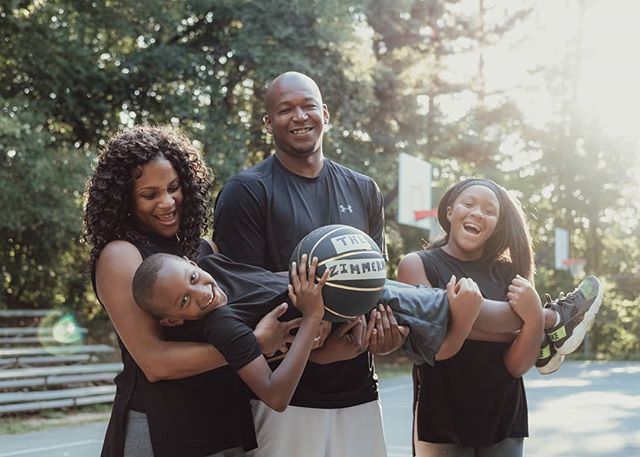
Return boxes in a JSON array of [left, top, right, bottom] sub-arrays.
[[0, 439, 101, 457]]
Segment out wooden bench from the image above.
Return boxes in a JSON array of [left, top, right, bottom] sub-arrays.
[[0, 310, 52, 318], [0, 308, 119, 413], [0, 385, 117, 413], [0, 363, 123, 389], [0, 327, 87, 338], [0, 345, 115, 368]]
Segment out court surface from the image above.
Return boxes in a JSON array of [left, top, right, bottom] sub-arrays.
[[1, 361, 639, 457]]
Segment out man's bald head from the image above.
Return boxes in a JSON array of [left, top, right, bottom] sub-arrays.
[[264, 72, 323, 114]]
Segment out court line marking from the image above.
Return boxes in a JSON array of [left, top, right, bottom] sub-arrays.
[[0, 439, 102, 456]]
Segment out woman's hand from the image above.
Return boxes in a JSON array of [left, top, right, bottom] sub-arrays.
[[254, 303, 301, 356]]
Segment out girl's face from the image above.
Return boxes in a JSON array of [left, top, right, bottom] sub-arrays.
[[131, 157, 183, 238], [444, 185, 500, 261]]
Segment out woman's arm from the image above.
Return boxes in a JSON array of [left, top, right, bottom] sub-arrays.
[[96, 241, 228, 382]]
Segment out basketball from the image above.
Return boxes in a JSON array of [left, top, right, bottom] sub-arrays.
[[290, 224, 387, 322]]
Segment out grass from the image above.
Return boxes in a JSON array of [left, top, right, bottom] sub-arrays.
[[0, 404, 111, 435]]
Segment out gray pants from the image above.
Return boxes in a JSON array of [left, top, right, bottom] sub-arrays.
[[382, 280, 450, 365], [415, 438, 524, 457], [124, 410, 246, 457]]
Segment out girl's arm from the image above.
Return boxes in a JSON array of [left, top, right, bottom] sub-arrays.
[[503, 275, 544, 377], [236, 256, 327, 412]]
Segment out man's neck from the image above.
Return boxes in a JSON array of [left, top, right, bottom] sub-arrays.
[[274, 150, 325, 178]]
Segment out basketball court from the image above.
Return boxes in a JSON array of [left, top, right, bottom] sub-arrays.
[[1, 361, 639, 457]]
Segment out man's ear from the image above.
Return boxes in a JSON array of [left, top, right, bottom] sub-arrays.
[[263, 115, 273, 134], [159, 316, 184, 327]]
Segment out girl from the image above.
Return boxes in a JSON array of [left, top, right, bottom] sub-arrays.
[[398, 178, 602, 457]]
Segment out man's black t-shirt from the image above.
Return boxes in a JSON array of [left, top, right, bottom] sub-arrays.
[[213, 156, 385, 408]]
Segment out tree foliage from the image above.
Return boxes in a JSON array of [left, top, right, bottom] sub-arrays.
[[1, 0, 638, 356]]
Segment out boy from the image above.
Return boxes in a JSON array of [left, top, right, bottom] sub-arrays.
[[131, 251, 490, 404]]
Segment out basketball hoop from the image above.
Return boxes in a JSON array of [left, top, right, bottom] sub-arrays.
[[562, 258, 586, 279], [414, 209, 437, 222]]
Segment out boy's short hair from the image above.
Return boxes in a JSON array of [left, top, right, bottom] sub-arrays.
[[132, 253, 179, 318]]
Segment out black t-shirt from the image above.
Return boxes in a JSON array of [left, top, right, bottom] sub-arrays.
[[413, 248, 529, 447], [94, 232, 257, 457], [213, 156, 385, 408]]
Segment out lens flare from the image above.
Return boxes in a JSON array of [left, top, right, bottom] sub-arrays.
[[37, 311, 85, 354]]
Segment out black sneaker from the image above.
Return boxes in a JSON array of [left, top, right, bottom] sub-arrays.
[[545, 276, 604, 355], [536, 334, 565, 375]]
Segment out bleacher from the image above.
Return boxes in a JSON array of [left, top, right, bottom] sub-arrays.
[[0, 309, 120, 414]]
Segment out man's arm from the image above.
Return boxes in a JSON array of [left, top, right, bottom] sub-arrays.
[[213, 178, 268, 266]]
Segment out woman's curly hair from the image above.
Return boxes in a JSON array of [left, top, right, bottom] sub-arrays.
[[82, 125, 212, 267]]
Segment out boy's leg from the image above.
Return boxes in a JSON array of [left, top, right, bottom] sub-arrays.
[[544, 276, 603, 355]]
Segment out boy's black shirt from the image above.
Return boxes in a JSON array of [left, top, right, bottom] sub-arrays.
[[170, 253, 299, 372]]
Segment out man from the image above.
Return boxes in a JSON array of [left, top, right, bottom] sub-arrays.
[[213, 71, 406, 456]]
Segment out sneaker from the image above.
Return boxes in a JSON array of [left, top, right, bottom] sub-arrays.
[[545, 275, 604, 355], [536, 334, 565, 375]]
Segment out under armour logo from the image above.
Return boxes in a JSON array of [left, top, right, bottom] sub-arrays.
[[339, 204, 353, 213]]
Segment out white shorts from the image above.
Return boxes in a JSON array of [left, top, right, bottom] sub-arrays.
[[247, 399, 387, 457]]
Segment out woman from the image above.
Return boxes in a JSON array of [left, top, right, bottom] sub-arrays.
[[83, 126, 295, 457]]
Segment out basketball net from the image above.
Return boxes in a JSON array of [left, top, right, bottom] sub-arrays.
[[562, 258, 586, 278]]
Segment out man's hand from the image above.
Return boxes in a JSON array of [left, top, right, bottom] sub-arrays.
[[254, 303, 300, 356], [368, 304, 410, 355], [312, 320, 332, 349], [308, 315, 373, 364]]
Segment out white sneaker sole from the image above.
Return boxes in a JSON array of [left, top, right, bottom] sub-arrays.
[[537, 353, 565, 375], [556, 277, 604, 355]]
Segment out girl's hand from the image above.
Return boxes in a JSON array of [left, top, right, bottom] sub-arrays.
[[288, 254, 329, 320], [507, 275, 542, 322]]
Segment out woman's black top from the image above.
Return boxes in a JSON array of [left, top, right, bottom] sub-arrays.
[[93, 232, 256, 457]]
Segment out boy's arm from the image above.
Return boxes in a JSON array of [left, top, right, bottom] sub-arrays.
[[236, 256, 327, 412], [237, 315, 322, 412]]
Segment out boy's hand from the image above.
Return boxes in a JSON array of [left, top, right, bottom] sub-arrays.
[[507, 275, 542, 322], [288, 255, 329, 320], [254, 303, 301, 356]]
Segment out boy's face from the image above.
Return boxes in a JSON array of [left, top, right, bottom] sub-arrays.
[[155, 257, 228, 326]]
